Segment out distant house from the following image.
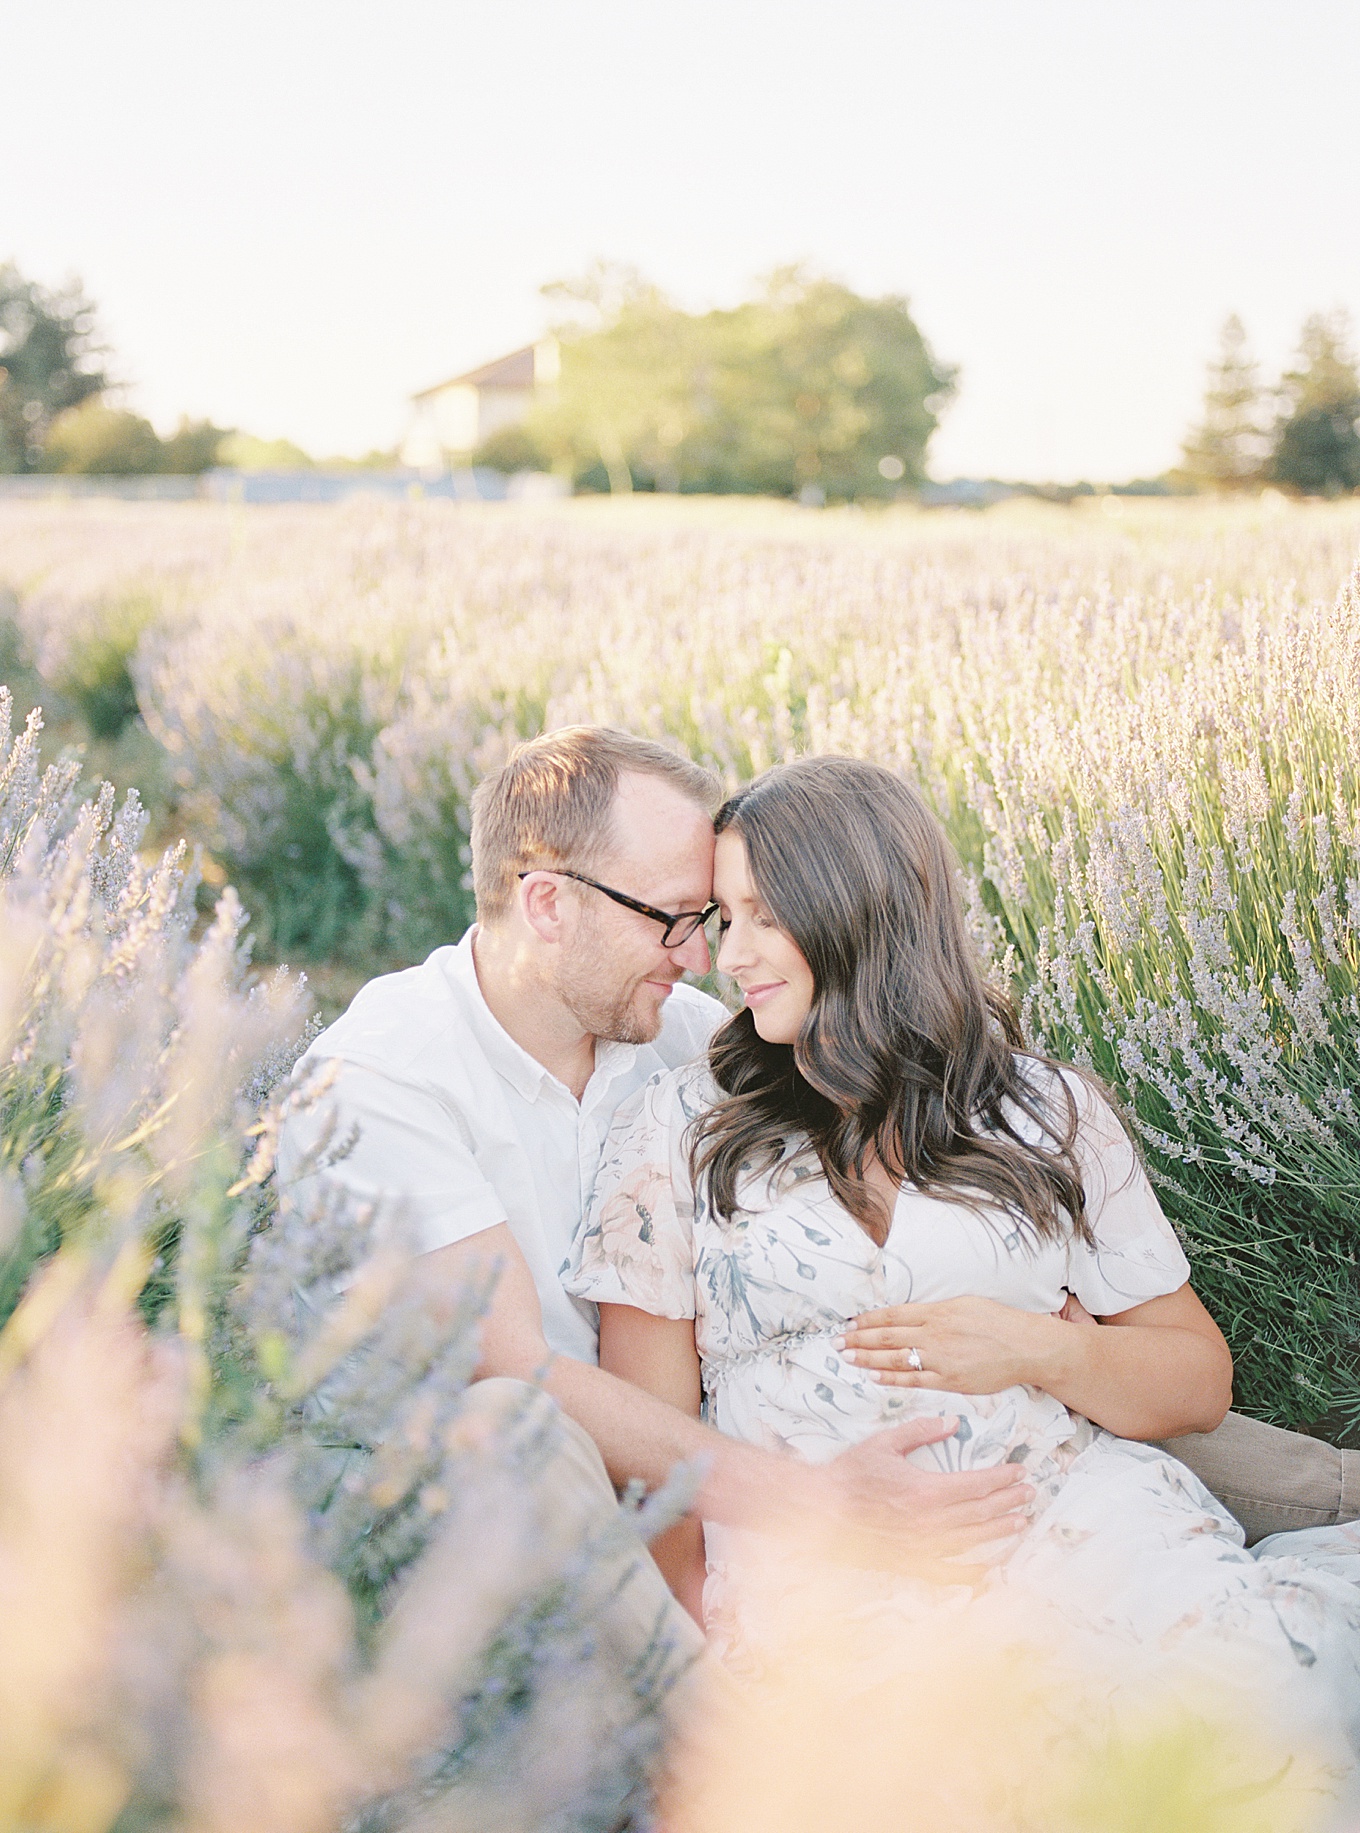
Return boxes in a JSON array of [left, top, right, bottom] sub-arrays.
[[400, 338, 559, 468]]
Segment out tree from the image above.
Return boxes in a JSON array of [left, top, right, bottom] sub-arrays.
[[42, 400, 163, 474], [1270, 310, 1360, 497], [471, 421, 552, 474], [0, 262, 106, 472], [699, 268, 957, 499], [524, 266, 955, 499], [42, 399, 229, 474], [532, 265, 690, 493], [159, 415, 230, 472], [1180, 314, 1269, 490], [217, 431, 314, 470]]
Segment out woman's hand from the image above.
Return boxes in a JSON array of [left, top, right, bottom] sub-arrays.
[[837, 1285, 1233, 1439], [838, 1297, 1060, 1395]]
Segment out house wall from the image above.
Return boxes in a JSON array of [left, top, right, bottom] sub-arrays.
[[431, 385, 482, 455], [476, 386, 534, 445], [401, 340, 558, 467]]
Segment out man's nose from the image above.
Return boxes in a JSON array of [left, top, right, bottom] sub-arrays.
[[669, 923, 712, 977]]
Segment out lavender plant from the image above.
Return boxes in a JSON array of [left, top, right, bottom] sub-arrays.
[[960, 572, 1360, 1428], [0, 684, 682, 1833], [5, 496, 1360, 1424]]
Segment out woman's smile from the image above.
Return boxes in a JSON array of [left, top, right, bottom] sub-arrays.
[[712, 829, 816, 1043], [738, 978, 786, 1008]]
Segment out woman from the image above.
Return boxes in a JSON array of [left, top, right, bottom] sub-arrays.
[[566, 757, 1360, 1772]]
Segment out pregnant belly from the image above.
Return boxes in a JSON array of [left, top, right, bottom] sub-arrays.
[[708, 1341, 1087, 1481]]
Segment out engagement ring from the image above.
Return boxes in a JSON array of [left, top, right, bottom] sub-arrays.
[[907, 1346, 923, 1372]]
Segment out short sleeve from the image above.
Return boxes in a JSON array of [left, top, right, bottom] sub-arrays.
[[565, 1065, 707, 1320], [1060, 1074, 1191, 1315], [278, 1058, 509, 1254]]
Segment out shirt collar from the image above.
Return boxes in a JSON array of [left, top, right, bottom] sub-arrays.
[[440, 929, 553, 1102], [440, 929, 643, 1106]]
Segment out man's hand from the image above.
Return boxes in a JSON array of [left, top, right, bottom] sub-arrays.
[[815, 1414, 1034, 1564], [435, 1241, 1037, 1565], [593, 1297, 1032, 1566]]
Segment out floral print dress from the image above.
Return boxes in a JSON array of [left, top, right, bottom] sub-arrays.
[[566, 1059, 1360, 1779]]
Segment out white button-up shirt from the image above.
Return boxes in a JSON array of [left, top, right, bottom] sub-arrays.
[[278, 931, 724, 1364]]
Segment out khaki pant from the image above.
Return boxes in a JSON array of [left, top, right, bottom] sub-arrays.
[[1158, 1409, 1360, 1545], [459, 1377, 708, 1680]]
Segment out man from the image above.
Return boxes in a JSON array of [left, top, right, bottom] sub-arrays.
[[281, 726, 1357, 1666]]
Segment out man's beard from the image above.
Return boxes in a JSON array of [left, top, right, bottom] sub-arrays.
[[553, 920, 668, 1046]]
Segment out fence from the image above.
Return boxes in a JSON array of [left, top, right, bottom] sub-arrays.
[[0, 468, 570, 505]]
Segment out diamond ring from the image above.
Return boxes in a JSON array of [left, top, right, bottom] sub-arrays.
[[907, 1346, 923, 1372]]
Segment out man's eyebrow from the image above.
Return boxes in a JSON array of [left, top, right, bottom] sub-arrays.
[[637, 891, 714, 917]]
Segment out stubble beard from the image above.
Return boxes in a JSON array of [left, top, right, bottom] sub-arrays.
[[554, 920, 667, 1047]]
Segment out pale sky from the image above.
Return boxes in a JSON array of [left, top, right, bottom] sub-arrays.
[[4, 1, 1358, 480]]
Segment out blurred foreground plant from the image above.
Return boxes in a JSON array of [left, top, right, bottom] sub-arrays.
[[667, 1521, 1341, 1833], [0, 686, 686, 1832]]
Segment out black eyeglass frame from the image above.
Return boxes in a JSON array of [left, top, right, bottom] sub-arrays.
[[517, 868, 718, 948]]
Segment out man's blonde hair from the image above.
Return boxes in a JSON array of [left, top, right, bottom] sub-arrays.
[[470, 727, 720, 923]]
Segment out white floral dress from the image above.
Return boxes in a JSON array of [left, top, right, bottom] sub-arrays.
[[566, 1059, 1360, 1779]]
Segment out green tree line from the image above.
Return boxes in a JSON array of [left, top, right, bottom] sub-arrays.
[[477, 264, 956, 501], [1181, 310, 1360, 497], [9, 252, 1358, 496], [0, 262, 227, 475]]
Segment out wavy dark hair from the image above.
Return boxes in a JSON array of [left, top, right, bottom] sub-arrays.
[[691, 756, 1094, 1248]]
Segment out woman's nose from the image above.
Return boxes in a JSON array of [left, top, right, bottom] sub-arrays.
[[715, 925, 748, 974]]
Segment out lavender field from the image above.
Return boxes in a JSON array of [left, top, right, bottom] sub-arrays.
[[2, 493, 1360, 1830], [8, 498, 1360, 1415], [6, 493, 1360, 1425]]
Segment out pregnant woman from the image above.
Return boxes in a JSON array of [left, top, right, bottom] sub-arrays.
[[566, 756, 1360, 1792]]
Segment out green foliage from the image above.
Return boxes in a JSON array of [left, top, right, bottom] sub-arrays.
[[158, 414, 231, 473], [1271, 310, 1360, 497], [46, 591, 155, 738], [42, 399, 230, 476], [1182, 308, 1360, 500], [472, 420, 552, 474], [0, 261, 106, 472], [42, 400, 164, 474], [217, 430, 315, 470], [237, 749, 377, 961], [0, 1065, 89, 1328], [1180, 315, 1269, 491], [526, 264, 955, 498]]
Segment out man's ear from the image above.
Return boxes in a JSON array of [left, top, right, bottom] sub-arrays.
[[517, 870, 569, 946]]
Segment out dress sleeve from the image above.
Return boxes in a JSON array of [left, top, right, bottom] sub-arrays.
[[1061, 1073, 1192, 1316], [565, 1066, 703, 1320]]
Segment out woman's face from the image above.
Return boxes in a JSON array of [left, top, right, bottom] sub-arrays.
[[713, 828, 815, 1045]]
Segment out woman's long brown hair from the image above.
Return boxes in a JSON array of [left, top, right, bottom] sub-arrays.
[[691, 757, 1093, 1248]]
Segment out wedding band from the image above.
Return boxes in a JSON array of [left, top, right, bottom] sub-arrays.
[[907, 1346, 923, 1372]]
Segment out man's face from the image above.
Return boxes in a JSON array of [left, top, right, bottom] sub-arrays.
[[552, 773, 716, 1045]]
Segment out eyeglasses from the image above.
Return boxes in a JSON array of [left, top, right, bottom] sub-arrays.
[[517, 868, 718, 947]]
